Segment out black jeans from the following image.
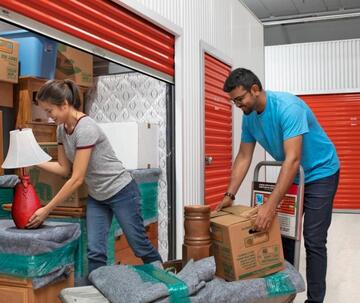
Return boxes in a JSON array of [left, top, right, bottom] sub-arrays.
[[282, 170, 339, 303]]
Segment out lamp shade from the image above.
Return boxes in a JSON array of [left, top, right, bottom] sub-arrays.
[[2, 128, 52, 169]]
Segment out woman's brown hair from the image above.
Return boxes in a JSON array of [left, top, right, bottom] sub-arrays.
[[36, 79, 81, 110]]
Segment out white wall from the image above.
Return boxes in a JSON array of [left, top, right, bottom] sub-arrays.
[[133, 0, 265, 255], [265, 39, 360, 94], [265, 17, 360, 46]]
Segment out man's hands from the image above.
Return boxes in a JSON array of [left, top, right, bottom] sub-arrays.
[[215, 196, 234, 211], [255, 201, 277, 231], [26, 206, 50, 229]]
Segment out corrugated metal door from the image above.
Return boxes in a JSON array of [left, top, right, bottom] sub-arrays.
[[0, 0, 175, 79], [204, 53, 232, 210], [300, 93, 360, 210]]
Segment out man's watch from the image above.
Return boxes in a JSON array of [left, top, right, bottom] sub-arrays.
[[224, 192, 235, 200]]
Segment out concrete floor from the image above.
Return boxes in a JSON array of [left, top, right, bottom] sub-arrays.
[[293, 213, 360, 303]]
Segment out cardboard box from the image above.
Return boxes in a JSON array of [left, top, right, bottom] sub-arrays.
[[210, 205, 284, 281], [55, 43, 93, 87], [24, 122, 57, 142], [39, 142, 58, 161], [99, 122, 159, 169], [0, 37, 19, 83], [28, 166, 88, 207], [0, 111, 3, 175], [0, 82, 13, 107]]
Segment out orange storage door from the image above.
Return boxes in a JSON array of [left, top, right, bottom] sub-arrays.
[[300, 93, 360, 210], [204, 53, 232, 210], [1, 0, 175, 79]]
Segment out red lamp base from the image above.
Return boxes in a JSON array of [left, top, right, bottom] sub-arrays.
[[12, 175, 42, 229]]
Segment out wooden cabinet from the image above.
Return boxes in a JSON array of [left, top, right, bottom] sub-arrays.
[[15, 76, 88, 142], [0, 272, 74, 303], [115, 222, 158, 265]]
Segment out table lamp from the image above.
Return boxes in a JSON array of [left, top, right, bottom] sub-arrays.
[[1, 128, 51, 229]]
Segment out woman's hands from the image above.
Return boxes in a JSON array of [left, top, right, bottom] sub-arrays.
[[26, 206, 51, 229]]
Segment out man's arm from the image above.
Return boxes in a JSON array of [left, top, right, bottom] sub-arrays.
[[255, 135, 302, 231], [216, 141, 256, 210]]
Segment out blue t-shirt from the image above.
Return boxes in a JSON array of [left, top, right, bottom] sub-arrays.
[[241, 91, 339, 183]]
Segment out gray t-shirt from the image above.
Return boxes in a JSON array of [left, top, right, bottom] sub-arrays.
[[57, 116, 132, 201]]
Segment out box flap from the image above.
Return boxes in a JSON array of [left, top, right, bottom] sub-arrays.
[[210, 210, 228, 218], [210, 205, 258, 226], [223, 205, 258, 218], [210, 213, 247, 226]]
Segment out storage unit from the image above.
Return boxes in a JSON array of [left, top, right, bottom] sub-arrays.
[[0, 30, 57, 79], [204, 53, 232, 210], [300, 94, 360, 210]]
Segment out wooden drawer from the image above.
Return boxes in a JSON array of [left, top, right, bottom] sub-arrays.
[[0, 272, 74, 303], [24, 122, 57, 142], [0, 285, 28, 303]]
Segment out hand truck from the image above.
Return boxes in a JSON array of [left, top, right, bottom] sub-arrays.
[[251, 161, 305, 270]]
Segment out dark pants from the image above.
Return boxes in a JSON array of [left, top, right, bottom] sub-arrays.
[[282, 170, 339, 303], [86, 179, 162, 274]]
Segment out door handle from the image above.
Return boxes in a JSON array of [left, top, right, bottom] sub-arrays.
[[205, 156, 213, 165]]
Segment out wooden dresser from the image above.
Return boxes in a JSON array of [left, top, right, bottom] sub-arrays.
[[0, 272, 74, 303]]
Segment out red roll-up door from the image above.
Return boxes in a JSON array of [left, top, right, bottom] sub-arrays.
[[0, 0, 175, 79], [300, 93, 360, 210], [204, 53, 232, 210]]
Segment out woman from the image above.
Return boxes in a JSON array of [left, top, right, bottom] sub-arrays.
[[27, 79, 162, 273]]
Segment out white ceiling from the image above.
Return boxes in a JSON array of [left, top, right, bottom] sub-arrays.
[[242, 0, 360, 21]]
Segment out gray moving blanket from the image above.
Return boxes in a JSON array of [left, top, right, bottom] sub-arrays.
[[0, 174, 20, 188], [84, 257, 304, 303], [0, 219, 80, 289], [130, 168, 161, 183]]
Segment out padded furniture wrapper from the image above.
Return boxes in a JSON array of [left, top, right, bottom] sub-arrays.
[[130, 168, 161, 184], [0, 219, 80, 288], [60, 257, 305, 303], [0, 174, 20, 188]]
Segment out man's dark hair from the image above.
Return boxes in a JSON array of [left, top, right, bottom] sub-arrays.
[[223, 68, 263, 92]]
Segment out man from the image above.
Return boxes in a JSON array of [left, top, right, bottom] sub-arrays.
[[217, 68, 340, 303]]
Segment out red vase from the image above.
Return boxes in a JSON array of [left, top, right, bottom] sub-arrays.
[[12, 175, 42, 229]]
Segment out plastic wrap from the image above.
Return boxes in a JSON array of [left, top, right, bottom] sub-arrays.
[[0, 238, 78, 278]]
